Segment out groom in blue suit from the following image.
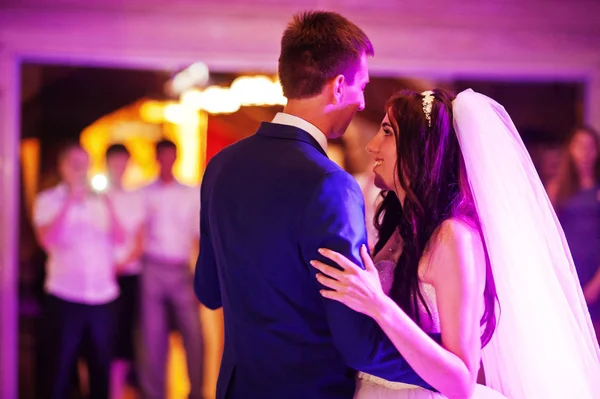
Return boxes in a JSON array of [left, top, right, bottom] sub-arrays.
[[195, 11, 435, 399]]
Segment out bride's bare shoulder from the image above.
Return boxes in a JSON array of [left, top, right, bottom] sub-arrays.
[[420, 217, 485, 284]]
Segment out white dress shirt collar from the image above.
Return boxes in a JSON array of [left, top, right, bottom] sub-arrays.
[[271, 112, 328, 152]]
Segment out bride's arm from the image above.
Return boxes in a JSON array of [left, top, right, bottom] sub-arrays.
[[373, 220, 485, 398], [313, 219, 486, 399]]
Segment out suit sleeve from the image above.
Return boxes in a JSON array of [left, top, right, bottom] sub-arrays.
[[194, 173, 222, 309], [299, 171, 435, 388]]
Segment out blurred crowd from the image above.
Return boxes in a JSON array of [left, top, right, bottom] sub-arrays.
[[32, 139, 202, 399]]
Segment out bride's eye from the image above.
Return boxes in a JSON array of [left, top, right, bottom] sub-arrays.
[[383, 129, 393, 136]]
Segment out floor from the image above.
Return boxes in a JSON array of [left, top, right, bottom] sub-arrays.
[[18, 306, 223, 399], [128, 308, 224, 399]]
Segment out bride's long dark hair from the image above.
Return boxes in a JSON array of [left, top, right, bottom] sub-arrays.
[[373, 88, 498, 346]]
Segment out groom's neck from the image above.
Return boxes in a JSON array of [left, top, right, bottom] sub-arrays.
[[284, 99, 333, 139]]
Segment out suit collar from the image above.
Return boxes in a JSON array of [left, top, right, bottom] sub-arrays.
[[256, 122, 328, 158], [271, 112, 328, 152]]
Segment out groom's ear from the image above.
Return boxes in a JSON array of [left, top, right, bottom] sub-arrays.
[[330, 74, 345, 105]]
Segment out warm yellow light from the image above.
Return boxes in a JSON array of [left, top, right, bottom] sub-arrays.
[[81, 98, 206, 191], [201, 86, 241, 114], [180, 89, 204, 111], [164, 103, 200, 125], [230, 76, 287, 106], [139, 100, 165, 123], [20, 138, 40, 217], [178, 75, 286, 116], [181, 87, 240, 115], [272, 80, 287, 106], [172, 111, 206, 186]]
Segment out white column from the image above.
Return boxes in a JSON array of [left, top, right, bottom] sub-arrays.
[[0, 49, 19, 399]]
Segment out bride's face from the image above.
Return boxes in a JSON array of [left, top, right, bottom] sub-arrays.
[[366, 114, 403, 200]]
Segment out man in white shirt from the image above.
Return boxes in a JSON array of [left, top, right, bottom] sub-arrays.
[[33, 142, 123, 399], [138, 139, 203, 399], [104, 144, 146, 399]]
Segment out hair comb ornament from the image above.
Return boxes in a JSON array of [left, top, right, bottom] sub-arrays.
[[421, 90, 434, 127]]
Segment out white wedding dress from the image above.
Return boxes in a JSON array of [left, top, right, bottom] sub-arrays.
[[354, 260, 506, 399]]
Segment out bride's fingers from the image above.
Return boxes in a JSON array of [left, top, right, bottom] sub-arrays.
[[319, 289, 345, 303], [315, 273, 346, 292], [310, 260, 345, 281], [318, 248, 362, 273], [317, 248, 354, 271], [320, 290, 363, 313], [360, 244, 376, 273]]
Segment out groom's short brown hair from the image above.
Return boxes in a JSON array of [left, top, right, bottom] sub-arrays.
[[278, 11, 374, 100]]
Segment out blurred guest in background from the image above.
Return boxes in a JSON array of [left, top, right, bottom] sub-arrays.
[[105, 144, 146, 399], [33, 142, 123, 399], [549, 126, 600, 339], [138, 139, 203, 399]]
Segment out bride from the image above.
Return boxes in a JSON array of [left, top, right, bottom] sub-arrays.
[[311, 89, 600, 398]]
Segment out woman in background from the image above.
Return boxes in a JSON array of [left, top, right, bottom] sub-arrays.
[[549, 126, 600, 339]]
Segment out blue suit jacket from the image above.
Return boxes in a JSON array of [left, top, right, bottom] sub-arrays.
[[195, 122, 436, 398]]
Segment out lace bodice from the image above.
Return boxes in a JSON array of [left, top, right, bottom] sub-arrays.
[[374, 260, 440, 334], [355, 260, 442, 390]]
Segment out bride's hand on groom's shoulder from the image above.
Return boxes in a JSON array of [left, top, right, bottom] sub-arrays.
[[310, 245, 385, 317]]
